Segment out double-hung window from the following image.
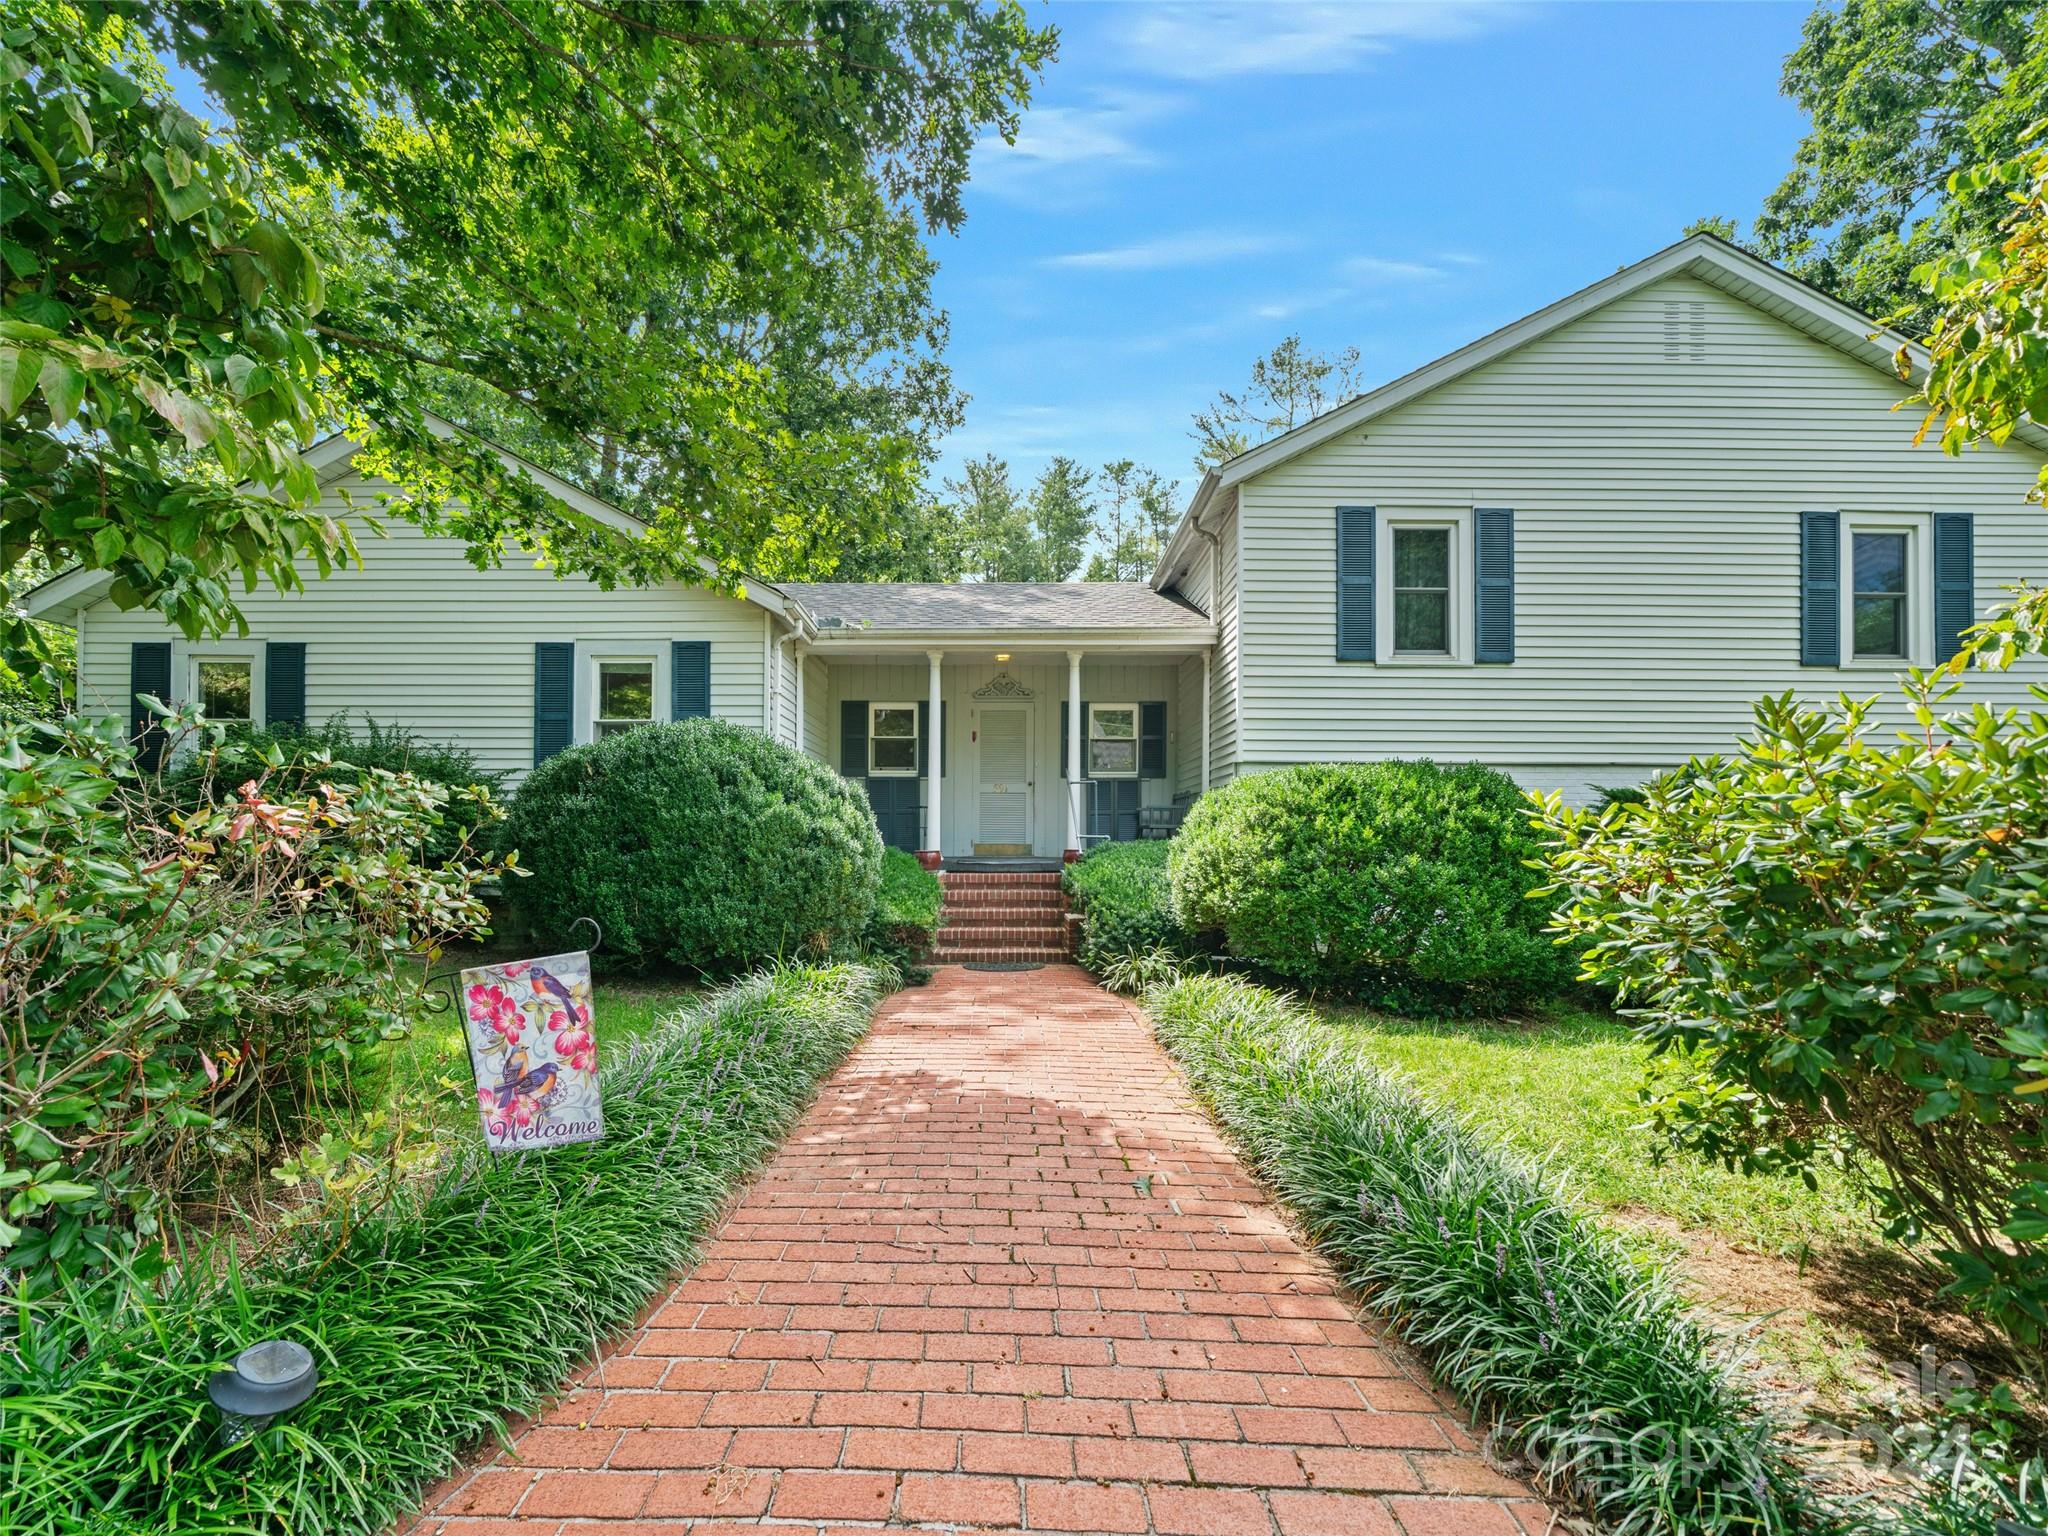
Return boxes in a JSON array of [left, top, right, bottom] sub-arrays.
[[594, 659, 655, 738], [1391, 527, 1452, 655], [1835, 514, 1932, 667], [1088, 704, 1138, 777], [1373, 513, 1467, 661], [1851, 531, 1909, 659], [869, 703, 919, 774]]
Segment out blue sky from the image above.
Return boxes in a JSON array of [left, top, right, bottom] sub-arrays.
[[934, 1, 1811, 502]]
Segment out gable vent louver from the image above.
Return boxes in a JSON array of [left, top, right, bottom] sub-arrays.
[[1662, 300, 1707, 363]]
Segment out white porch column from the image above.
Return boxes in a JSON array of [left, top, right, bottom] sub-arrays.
[[793, 644, 806, 756], [1066, 649, 1084, 861], [924, 649, 943, 864], [1200, 649, 1212, 791]]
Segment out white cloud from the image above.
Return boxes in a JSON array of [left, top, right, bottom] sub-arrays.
[[969, 89, 1180, 203], [1043, 230, 1294, 272], [1248, 250, 1487, 323], [1339, 255, 1454, 284], [1121, 1, 1525, 81]]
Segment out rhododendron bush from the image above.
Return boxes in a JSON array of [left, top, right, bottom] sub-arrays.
[[0, 711, 506, 1296]]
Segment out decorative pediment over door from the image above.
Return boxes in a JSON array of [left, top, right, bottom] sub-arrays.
[[972, 671, 1034, 701]]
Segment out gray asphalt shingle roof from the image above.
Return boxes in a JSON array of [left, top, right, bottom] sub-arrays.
[[779, 582, 1209, 632]]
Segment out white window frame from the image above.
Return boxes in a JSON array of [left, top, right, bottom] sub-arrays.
[[1087, 702, 1141, 780], [1375, 509, 1471, 664], [1839, 512, 1933, 669], [185, 644, 262, 727], [576, 644, 668, 745], [868, 701, 921, 777]]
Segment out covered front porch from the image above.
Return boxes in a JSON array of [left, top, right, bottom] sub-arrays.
[[774, 582, 1217, 865], [807, 646, 1211, 862]]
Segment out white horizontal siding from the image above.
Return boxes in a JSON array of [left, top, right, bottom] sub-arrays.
[[77, 475, 771, 783], [1236, 273, 2048, 789], [1175, 654, 1203, 798], [1209, 494, 1241, 784], [801, 653, 830, 762]]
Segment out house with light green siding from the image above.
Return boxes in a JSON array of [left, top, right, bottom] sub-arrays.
[[29, 235, 2048, 862]]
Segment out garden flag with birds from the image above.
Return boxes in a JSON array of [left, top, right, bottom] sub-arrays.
[[460, 952, 605, 1152]]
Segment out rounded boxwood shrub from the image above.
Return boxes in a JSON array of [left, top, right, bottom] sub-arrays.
[[1063, 840, 1202, 973], [502, 719, 882, 975], [1169, 760, 1568, 1013]]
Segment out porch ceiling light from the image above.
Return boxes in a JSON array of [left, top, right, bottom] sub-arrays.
[[995, 653, 1010, 661], [209, 1338, 319, 1445]]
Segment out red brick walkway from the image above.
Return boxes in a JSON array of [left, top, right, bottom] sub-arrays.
[[411, 964, 1549, 1535]]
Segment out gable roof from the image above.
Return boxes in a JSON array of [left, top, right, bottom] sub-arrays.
[[1152, 232, 2048, 589], [782, 581, 1209, 635]]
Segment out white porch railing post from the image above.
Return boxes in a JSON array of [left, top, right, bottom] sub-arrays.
[[1066, 650, 1084, 862], [925, 649, 943, 865]]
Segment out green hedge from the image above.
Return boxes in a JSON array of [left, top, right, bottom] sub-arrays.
[[1171, 760, 1570, 1013], [1145, 972, 1822, 1536], [1062, 840, 1199, 972], [865, 848, 941, 973], [502, 718, 882, 975], [4, 963, 882, 1536]]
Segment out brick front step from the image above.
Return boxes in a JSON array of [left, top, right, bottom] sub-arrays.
[[936, 924, 1068, 949], [938, 882, 1064, 903], [928, 945, 1073, 963], [946, 901, 1073, 925], [932, 868, 1070, 962]]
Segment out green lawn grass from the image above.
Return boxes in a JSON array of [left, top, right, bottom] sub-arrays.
[[374, 970, 698, 1132], [1314, 1003, 1873, 1259]]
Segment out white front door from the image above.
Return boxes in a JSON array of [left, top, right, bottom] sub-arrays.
[[975, 705, 1032, 851]]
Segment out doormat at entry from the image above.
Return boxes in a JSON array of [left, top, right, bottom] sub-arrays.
[[963, 962, 1045, 972]]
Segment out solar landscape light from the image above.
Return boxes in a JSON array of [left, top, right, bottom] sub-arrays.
[[207, 1338, 319, 1446]]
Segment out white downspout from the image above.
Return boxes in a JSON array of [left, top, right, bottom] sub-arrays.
[[793, 642, 806, 756]]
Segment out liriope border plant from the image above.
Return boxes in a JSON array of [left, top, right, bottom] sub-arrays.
[[1145, 972, 1834, 1536], [3, 962, 883, 1536]]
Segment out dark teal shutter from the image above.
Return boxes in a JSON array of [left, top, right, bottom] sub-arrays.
[[129, 641, 171, 771], [1474, 508, 1515, 663], [1336, 505, 1375, 661], [533, 643, 574, 765], [1933, 514, 1975, 662], [264, 642, 305, 730], [1139, 702, 1166, 778], [670, 640, 710, 719], [1799, 511, 1841, 666], [840, 699, 867, 780]]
